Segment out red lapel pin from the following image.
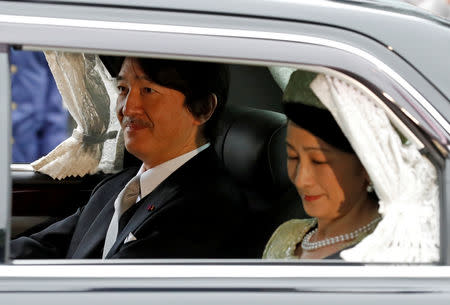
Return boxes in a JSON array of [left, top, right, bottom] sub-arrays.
[[147, 204, 155, 211]]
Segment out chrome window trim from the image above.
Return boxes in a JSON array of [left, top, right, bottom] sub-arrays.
[[0, 46, 11, 262], [10, 164, 34, 172], [0, 13, 448, 139], [2, 263, 450, 279]]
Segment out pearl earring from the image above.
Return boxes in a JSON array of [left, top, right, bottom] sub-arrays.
[[366, 182, 374, 193]]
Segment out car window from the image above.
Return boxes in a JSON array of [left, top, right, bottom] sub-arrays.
[[6, 49, 444, 264]]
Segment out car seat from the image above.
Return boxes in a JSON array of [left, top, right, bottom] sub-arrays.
[[213, 105, 304, 257]]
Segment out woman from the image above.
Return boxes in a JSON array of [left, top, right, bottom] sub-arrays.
[[263, 70, 381, 259]]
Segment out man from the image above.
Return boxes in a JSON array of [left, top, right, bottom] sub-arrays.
[[11, 56, 247, 259]]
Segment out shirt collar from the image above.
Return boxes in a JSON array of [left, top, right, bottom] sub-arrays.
[[136, 143, 210, 199]]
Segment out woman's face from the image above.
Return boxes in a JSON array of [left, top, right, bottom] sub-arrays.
[[286, 121, 368, 221]]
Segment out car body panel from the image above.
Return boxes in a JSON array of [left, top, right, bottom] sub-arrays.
[[2, 264, 450, 304], [0, 0, 449, 303]]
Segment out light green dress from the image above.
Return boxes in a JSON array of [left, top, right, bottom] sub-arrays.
[[263, 219, 316, 259], [263, 218, 373, 259]]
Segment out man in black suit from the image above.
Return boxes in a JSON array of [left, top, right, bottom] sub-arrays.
[[11, 57, 247, 259]]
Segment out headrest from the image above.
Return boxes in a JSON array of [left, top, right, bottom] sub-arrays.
[[213, 105, 291, 195]]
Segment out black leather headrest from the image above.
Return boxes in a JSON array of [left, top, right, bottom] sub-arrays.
[[213, 105, 291, 195]]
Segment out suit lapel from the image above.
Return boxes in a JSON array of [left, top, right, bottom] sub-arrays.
[[105, 147, 216, 258], [71, 169, 138, 258], [71, 195, 116, 258], [105, 176, 181, 258]]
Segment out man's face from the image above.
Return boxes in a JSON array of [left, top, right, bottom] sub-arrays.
[[116, 58, 202, 169]]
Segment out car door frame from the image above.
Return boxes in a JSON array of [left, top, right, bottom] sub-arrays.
[[0, 1, 449, 298]]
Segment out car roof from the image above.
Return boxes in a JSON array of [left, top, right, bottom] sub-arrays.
[[25, 0, 450, 100]]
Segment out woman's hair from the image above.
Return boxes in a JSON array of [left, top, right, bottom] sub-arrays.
[[283, 102, 354, 153], [281, 70, 355, 153], [100, 56, 230, 140]]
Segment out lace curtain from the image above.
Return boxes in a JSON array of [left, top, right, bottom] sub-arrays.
[[270, 67, 440, 262], [32, 52, 124, 179]]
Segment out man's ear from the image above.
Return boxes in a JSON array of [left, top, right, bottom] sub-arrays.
[[194, 93, 218, 125]]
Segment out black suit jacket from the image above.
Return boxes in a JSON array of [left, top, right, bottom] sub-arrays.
[[11, 147, 248, 259]]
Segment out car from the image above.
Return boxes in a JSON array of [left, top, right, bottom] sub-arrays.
[[0, 0, 449, 303]]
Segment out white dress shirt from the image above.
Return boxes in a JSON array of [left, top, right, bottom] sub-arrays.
[[135, 143, 210, 200]]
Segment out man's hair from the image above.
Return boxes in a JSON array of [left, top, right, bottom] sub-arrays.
[[100, 56, 230, 140]]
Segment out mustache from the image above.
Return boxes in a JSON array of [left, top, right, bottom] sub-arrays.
[[121, 116, 153, 128]]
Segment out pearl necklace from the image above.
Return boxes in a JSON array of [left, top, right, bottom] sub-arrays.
[[301, 216, 382, 251]]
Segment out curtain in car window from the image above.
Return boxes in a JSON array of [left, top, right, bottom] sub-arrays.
[[31, 52, 123, 179], [310, 74, 439, 263]]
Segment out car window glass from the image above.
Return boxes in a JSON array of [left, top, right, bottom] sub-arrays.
[[8, 51, 441, 264]]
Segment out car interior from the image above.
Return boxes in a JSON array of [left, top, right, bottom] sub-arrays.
[[10, 50, 442, 262], [10, 56, 305, 258]]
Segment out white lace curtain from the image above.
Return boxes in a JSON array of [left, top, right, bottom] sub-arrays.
[[32, 52, 123, 179], [270, 67, 440, 262]]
